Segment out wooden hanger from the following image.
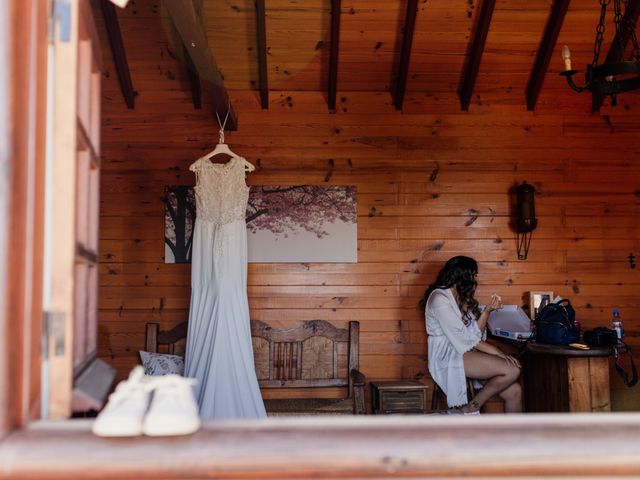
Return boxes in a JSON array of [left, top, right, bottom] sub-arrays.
[[206, 141, 236, 159], [204, 136, 255, 173], [202, 108, 256, 172], [192, 109, 255, 172]]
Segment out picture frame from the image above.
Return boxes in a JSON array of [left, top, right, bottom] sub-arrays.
[[529, 291, 554, 320]]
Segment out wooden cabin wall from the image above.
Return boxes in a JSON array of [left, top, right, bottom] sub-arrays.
[[96, 4, 640, 410]]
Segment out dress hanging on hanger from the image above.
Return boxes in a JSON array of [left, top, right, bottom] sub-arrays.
[[184, 109, 265, 419], [190, 110, 255, 173]]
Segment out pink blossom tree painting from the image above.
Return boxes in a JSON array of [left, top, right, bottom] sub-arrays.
[[246, 186, 357, 263], [163, 185, 357, 263]]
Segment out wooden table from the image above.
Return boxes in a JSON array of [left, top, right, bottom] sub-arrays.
[[523, 342, 611, 413]]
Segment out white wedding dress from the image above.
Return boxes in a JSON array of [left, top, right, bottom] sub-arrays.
[[184, 155, 266, 419]]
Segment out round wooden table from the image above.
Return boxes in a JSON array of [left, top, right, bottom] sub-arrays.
[[526, 342, 611, 357], [523, 342, 612, 412]]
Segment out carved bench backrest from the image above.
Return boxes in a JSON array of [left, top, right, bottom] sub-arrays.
[[145, 320, 360, 393], [251, 320, 359, 389]]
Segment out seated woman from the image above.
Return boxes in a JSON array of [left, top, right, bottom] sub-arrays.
[[422, 256, 522, 414]]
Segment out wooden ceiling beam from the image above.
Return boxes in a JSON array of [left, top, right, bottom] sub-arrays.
[[255, 0, 269, 109], [183, 45, 202, 109], [458, 0, 496, 111], [526, 0, 570, 111], [592, 0, 640, 111], [166, 17, 201, 110], [100, 0, 136, 109], [163, 0, 237, 130], [328, 0, 341, 111], [393, 0, 418, 110]]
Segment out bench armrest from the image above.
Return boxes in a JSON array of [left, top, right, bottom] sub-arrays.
[[350, 369, 366, 414]]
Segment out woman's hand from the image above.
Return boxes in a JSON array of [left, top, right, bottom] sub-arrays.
[[476, 294, 502, 332], [485, 293, 503, 313], [475, 342, 522, 368], [497, 352, 521, 368]]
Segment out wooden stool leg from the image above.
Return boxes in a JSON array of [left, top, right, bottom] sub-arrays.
[[431, 382, 442, 410], [431, 379, 476, 411], [466, 378, 476, 402]]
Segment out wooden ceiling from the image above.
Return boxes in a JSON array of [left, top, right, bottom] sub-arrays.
[[102, 0, 640, 123]]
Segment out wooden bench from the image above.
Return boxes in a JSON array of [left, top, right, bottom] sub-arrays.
[[145, 319, 366, 415]]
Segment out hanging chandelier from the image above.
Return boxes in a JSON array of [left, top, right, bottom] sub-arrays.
[[560, 0, 640, 106]]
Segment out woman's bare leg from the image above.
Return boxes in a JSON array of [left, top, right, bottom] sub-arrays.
[[461, 351, 521, 412], [498, 382, 522, 413]]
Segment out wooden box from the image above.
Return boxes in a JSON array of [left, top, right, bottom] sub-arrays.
[[371, 381, 429, 414]]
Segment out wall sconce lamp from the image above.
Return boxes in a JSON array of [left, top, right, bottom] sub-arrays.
[[515, 183, 537, 260]]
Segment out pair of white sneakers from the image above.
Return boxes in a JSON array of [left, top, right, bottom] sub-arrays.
[[92, 366, 201, 437]]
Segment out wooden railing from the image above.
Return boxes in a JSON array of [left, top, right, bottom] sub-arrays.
[[2, 414, 640, 478]]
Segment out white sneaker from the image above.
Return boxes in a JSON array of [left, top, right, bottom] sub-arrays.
[[92, 366, 151, 437], [445, 409, 461, 414], [462, 410, 481, 416], [142, 375, 200, 436]]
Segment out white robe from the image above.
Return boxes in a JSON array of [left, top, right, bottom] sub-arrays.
[[425, 288, 483, 407]]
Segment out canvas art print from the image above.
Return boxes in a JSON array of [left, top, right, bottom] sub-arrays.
[[246, 185, 357, 263], [164, 185, 357, 263]]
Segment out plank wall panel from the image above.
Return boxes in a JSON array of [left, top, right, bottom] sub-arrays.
[[97, 1, 640, 409], [336, 0, 404, 92]]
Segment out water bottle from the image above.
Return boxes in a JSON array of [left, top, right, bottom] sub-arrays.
[[612, 309, 624, 342]]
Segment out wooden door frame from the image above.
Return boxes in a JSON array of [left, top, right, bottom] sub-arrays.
[[0, 0, 10, 437], [1, 0, 49, 434], [1, 0, 640, 474]]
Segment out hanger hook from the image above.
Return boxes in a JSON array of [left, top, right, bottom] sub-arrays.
[[215, 101, 231, 144]]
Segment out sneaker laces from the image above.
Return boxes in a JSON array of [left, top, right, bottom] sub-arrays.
[[105, 366, 153, 408], [106, 369, 198, 410], [150, 375, 197, 411]]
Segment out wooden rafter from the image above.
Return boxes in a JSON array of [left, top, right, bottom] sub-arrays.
[[100, 0, 136, 108], [255, 0, 268, 109], [328, 0, 341, 111], [167, 17, 201, 110], [393, 0, 418, 110], [592, 0, 640, 111], [163, 0, 237, 130], [526, 0, 570, 111], [458, 0, 496, 111], [182, 45, 202, 109]]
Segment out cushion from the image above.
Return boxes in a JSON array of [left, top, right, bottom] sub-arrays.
[[139, 351, 184, 376]]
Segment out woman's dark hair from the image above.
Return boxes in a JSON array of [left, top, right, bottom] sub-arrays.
[[419, 256, 480, 323]]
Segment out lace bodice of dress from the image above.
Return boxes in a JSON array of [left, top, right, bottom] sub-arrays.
[[190, 156, 250, 225]]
